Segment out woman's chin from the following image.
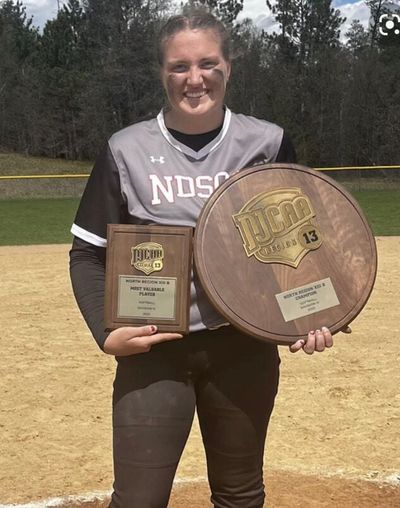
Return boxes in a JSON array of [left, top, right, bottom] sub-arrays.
[[167, 102, 223, 131]]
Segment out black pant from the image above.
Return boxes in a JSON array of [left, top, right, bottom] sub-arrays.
[[109, 326, 280, 508]]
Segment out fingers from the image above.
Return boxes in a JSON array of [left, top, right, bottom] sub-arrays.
[[121, 325, 158, 338], [322, 326, 333, 347], [315, 327, 332, 352], [104, 325, 183, 356], [303, 330, 316, 354], [289, 326, 333, 355], [315, 329, 326, 352], [289, 339, 305, 353], [132, 331, 183, 347], [341, 325, 352, 334]]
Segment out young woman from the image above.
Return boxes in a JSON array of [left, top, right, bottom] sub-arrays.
[[70, 8, 335, 507]]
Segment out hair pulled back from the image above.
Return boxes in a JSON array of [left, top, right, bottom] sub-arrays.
[[157, 7, 231, 66]]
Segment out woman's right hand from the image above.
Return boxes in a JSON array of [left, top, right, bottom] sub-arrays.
[[103, 325, 183, 356]]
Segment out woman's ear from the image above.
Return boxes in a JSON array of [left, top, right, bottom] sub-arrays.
[[226, 62, 231, 83]]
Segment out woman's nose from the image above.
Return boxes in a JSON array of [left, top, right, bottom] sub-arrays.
[[187, 66, 203, 85]]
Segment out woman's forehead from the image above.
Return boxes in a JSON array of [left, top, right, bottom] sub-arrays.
[[163, 28, 224, 59]]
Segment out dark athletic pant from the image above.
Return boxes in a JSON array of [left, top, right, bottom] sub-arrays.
[[109, 326, 280, 508]]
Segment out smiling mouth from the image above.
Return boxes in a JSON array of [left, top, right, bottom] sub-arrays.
[[184, 90, 208, 99]]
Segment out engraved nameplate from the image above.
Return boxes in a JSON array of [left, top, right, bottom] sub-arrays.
[[275, 277, 340, 322]]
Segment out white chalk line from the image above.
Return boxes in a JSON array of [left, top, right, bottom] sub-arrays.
[[0, 491, 109, 508], [0, 477, 207, 508], [0, 471, 398, 507]]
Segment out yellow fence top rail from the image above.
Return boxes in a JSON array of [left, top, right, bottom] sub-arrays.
[[1, 165, 400, 180], [0, 174, 90, 180], [315, 165, 400, 171]]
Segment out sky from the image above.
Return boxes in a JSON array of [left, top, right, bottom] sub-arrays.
[[239, 0, 371, 38], [23, 0, 371, 37]]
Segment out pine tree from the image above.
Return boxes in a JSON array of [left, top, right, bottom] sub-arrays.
[[0, 0, 40, 153]]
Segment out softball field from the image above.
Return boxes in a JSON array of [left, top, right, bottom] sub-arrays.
[[0, 237, 399, 507]]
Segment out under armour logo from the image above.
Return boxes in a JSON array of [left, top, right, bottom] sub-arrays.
[[150, 156, 165, 164]]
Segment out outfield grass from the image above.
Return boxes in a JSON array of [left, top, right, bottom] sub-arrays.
[[0, 190, 398, 246], [0, 153, 91, 199], [0, 152, 399, 244], [0, 198, 79, 245], [353, 190, 400, 236], [0, 152, 91, 175]]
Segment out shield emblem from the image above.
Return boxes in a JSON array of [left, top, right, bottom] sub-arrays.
[[131, 242, 164, 275], [233, 188, 322, 268]]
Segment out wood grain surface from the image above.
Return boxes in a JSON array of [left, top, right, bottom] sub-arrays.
[[105, 224, 193, 333], [194, 164, 377, 344]]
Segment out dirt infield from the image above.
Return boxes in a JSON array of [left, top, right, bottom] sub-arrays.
[[1, 238, 399, 506]]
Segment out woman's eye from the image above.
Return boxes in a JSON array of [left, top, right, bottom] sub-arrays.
[[201, 61, 217, 69], [171, 64, 188, 73]]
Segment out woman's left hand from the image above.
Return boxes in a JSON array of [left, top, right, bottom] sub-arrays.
[[289, 327, 332, 354], [289, 326, 352, 354]]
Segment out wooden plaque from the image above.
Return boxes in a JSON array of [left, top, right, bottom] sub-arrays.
[[105, 224, 193, 334], [194, 163, 377, 345]]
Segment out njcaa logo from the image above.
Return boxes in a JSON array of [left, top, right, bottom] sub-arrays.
[[233, 188, 322, 268], [131, 242, 164, 275]]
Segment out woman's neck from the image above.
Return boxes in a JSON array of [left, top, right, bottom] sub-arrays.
[[164, 108, 225, 135]]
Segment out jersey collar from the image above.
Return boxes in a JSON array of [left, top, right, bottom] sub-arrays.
[[157, 107, 232, 161]]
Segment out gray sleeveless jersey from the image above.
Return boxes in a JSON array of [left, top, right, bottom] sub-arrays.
[[71, 107, 284, 332]]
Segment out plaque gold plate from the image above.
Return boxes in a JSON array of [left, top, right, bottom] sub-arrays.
[[194, 163, 377, 345], [105, 224, 193, 334], [232, 187, 323, 267]]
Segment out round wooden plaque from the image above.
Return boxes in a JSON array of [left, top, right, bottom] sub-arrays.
[[194, 163, 377, 345]]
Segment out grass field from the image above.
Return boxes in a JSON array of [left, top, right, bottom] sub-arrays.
[[1, 189, 399, 246], [353, 190, 400, 236], [0, 152, 91, 175], [0, 198, 78, 245], [1, 153, 399, 244]]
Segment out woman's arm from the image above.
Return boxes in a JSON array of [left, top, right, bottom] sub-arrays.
[[69, 236, 109, 350], [70, 237, 183, 354]]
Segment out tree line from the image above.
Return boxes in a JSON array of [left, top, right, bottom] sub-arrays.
[[0, 0, 399, 166]]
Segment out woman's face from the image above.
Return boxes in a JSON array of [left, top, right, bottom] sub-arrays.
[[161, 28, 231, 131]]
